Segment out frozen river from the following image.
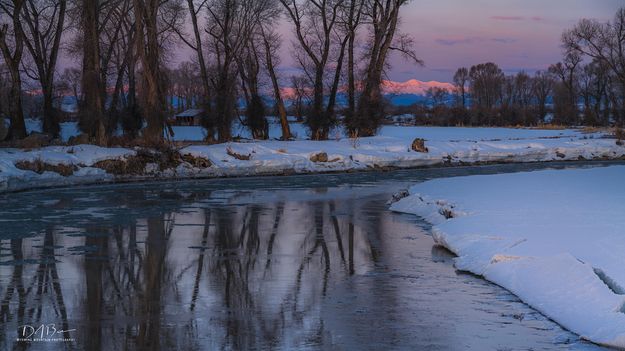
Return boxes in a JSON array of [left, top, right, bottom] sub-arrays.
[[0, 162, 618, 350]]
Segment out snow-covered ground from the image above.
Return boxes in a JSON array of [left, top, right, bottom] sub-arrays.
[[390, 166, 625, 348], [1, 126, 624, 193], [25, 117, 590, 142]]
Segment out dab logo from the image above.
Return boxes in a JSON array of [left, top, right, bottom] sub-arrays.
[[16, 323, 76, 342]]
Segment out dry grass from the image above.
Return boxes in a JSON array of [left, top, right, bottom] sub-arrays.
[[309, 152, 328, 162], [181, 154, 212, 168], [15, 159, 77, 176], [226, 147, 251, 160], [93, 147, 182, 175], [532, 124, 568, 130]]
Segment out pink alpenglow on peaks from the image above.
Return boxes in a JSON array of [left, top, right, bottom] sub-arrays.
[[382, 79, 455, 95]]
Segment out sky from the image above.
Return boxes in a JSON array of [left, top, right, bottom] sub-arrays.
[[50, 1, 625, 88], [380, 0, 623, 82]]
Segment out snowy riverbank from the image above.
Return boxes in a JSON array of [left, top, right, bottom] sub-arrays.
[[1, 127, 624, 193], [390, 166, 625, 348]]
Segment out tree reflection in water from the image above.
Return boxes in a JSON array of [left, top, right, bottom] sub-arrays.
[[0, 185, 379, 350]]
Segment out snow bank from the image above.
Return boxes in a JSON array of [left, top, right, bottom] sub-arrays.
[[1, 127, 624, 193], [390, 166, 625, 348]]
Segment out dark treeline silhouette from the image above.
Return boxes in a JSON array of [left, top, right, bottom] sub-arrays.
[[0, 0, 416, 145]]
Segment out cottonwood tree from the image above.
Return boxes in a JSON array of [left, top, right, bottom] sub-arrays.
[[171, 0, 215, 140], [352, 0, 420, 137], [469, 62, 504, 124], [238, 34, 268, 139], [531, 70, 554, 123], [0, 0, 27, 140], [117, 7, 142, 136], [342, 0, 364, 125], [513, 71, 533, 124], [453, 67, 469, 108], [133, 0, 178, 143], [426, 86, 446, 106], [289, 75, 311, 121], [20, 0, 67, 137], [77, 0, 107, 145], [280, 0, 343, 140], [58, 67, 81, 105], [578, 60, 611, 126], [549, 50, 582, 125], [235, 2, 283, 140], [205, 0, 269, 142], [167, 61, 202, 112], [260, 26, 290, 140]]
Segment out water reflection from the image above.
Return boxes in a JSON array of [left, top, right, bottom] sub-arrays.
[[1, 186, 386, 350], [1, 163, 616, 350]]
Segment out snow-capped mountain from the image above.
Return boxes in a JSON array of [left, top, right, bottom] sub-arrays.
[[381, 79, 455, 95]]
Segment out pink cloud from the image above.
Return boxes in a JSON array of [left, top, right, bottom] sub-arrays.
[[491, 16, 524, 21]]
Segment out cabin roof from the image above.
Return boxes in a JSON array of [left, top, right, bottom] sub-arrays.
[[175, 109, 204, 118]]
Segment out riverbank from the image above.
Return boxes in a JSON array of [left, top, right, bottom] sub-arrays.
[[390, 165, 625, 349], [1, 127, 624, 193]]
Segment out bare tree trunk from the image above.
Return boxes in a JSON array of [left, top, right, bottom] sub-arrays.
[[261, 28, 290, 140], [134, 0, 166, 143], [81, 0, 107, 145], [326, 36, 349, 119], [0, 1, 27, 140], [280, 0, 342, 141], [21, 0, 67, 138], [344, 0, 363, 134], [186, 0, 211, 109], [355, 0, 418, 137]]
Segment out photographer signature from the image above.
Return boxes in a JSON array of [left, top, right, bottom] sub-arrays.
[[17, 324, 76, 342]]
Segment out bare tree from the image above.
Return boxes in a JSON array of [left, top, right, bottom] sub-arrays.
[[0, 0, 27, 140], [469, 62, 504, 110], [453, 67, 469, 108], [280, 0, 343, 140], [563, 7, 625, 125], [133, 0, 167, 143], [579, 60, 611, 126], [343, 0, 363, 124], [20, 0, 67, 137], [117, 6, 143, 136], [549, 50, 581, 125], [205, 0, 268, 142], [289, 75, 311, 122], [353, 0, 420, 137], [426, 86, 446, 106], [58, 67, 81, 105], [171, 0, 215, 140], [238, 34, 268, 139], [260, 26, 290, 140], [532, 70, 554, 123], [78, 0, 107, 145]]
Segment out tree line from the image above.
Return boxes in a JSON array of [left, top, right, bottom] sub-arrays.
[[0, 0, 417, 145], [407, 8, 625, 128]]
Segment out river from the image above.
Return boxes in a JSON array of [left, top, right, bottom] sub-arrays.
[[1, 162, 617, 350]]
